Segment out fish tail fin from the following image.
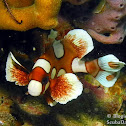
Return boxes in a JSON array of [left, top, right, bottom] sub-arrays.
[[50, 73, 83, 104], [86, 54, 125, 87], [95, 71, 120, 87], [6, 52, 29, 86]]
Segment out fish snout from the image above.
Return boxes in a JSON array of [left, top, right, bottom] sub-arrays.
[[28, 76, 50, 96], [28, 80, 42, 96]]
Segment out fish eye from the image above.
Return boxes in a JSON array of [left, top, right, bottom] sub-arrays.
[[42, 76, 49, 85]]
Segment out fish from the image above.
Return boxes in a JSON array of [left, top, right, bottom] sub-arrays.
[[5, 29, 125, 106]]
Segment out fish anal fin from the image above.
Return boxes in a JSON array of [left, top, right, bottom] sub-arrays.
[[6, 52, 29, 86], [50, 73, 83, 104]]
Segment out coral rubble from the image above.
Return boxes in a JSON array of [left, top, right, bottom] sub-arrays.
[[0, 86, 22, 125], [82, 74, 126, 114], [18, 96, 50, 116]]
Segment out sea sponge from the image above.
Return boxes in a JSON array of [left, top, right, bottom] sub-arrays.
[[75, 0, 126, 44], [7, 0, 34, 8], [63, 0, 90, 5], [0, 0, 62, 31]]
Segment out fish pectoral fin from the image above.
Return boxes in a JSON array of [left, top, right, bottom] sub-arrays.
[[6, 52, 29, 86], [50, 73, 83, 104], [63, 29, 94, 59], [95, 71, 120, 87]]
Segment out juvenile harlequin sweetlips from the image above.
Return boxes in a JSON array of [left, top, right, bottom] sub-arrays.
[[5, 29, 125, 106]]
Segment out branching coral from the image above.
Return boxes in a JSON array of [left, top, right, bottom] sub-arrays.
[[0, 0, 62, 31], [75, 0, 126, 44]]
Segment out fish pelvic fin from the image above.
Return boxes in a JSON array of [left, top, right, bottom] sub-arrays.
[[63, 29, 94, 59], [50, 73, 83, 104], [6, 52, 29, 86]]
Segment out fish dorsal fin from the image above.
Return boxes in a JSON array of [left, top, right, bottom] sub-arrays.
[[48, 29, 58, 42], [63, 29, 94, 59], [50, 73, 83, 104], [6, 52, 29, 86]]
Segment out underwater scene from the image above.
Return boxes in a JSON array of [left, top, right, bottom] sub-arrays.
[[0, 0, 126, 125]]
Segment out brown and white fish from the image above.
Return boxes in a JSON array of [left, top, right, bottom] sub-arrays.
[[6, 29, 125, 106]]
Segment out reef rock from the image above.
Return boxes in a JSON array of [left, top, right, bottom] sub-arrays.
[[17, 96, 50, 116], [82, 74, 125, 114], [0, 113, 21, 126]]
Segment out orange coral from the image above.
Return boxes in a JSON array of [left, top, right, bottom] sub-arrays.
[[0, 0, 62, 31]]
